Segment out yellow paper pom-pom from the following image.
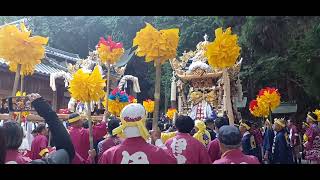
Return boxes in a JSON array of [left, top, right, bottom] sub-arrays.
[[257, 87, 281, 112], [103, 99, 129, 117], [97, 44, 124, 64], [97, 36, 124, 64], [102, 88, 130, 117], [68, 66, 106, 103], [313, 109, 320, 121], [166, 108, 177, 120], [249, 87, 281, 118], [0, 23, 48, 75], [143, 99, 155, 113], [9, 63, 37, 76], [205, 27, 241, 69], [255, 96, 272, 117], [133, 23, 179, 65], [249, 99, 268, 117]]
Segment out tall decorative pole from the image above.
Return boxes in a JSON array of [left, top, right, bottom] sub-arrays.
[[105, 62, 111, 120], [153, 61, 161, 130], [12, 64, 21, 97], [97, 36, 124, 119], [223, 69, 235, 125], [68, 66, 106, 163], [0, 22, 48, 120], [205, 28, 241, 125], [132, 23, 180, 131], [86, 103, 94, 153]]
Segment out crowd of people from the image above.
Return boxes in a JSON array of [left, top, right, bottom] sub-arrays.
[[1, 93, 320, 164]]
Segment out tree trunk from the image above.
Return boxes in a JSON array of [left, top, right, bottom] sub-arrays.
[[223, 69, 235, 125], [104, 62, 111, 120], [153, 63, 161, 130]]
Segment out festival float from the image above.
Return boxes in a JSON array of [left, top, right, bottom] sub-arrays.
[[169, 33, 244, 125]]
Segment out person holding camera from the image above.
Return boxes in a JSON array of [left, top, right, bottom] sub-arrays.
[[2, 93, 75, 164]]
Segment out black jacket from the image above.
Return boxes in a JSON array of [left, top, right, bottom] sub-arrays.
[[29, 98, 75, 164], [242, 133, 259, 158], [207, 128, 216, 141], [272, 129, 293, 164]]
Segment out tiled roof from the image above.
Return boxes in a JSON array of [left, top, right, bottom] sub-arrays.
[[0, 59, 65, 76], [45, 46, 80, 62]]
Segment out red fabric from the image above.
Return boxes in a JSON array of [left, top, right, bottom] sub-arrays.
[[98, 137, 122, 160], [165, 133, 212, 164], [69, 122, 107, 164], [58, 109, 70, 114], [69, 127, 90, 164], [30, 134, 48, 160], [213, 149, 260, 164], [99, 137, 175, 164], [5, 149, 31, 164], [93, 121, 107, 142], [207, 138, 221, 162]]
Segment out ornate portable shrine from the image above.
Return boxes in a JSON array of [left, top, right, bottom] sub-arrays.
[[169, 35, 244, 122]]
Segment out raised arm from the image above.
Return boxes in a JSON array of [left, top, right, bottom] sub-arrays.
[[29, 93, 75, 162]]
